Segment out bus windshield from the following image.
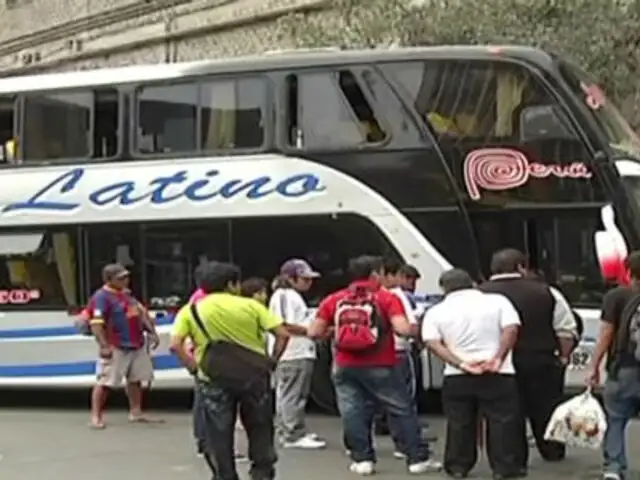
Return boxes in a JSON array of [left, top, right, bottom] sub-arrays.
[[557, 60, 640, 158]]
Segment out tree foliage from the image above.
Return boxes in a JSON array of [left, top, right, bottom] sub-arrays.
[[276, 0, 640, 125]]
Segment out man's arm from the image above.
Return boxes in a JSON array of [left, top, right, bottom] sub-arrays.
[[168, 305, 198, 375], [307, 297, 333, 339], [256, 301, 290, 364], [388, 294, 419, 338], [89, 292, 112, 357], [587, 289, 621, 385], [549, 286, 579, 361], [421, 308, 480, 374], [489, 296, 520, 368]]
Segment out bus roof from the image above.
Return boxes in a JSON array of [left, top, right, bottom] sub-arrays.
[[0, 45, 553, 95]]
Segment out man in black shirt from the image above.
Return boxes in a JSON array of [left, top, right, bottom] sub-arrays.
[[479, 249, 578, 475], [587, 251, 640, 480]]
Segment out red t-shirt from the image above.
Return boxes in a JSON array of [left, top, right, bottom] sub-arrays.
[[316, 280, 403, 367]]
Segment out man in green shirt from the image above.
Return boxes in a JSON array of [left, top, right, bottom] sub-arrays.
[[170, 261, 289, 480]]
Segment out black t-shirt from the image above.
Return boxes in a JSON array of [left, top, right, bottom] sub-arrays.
[[601, 286, 638, 370]]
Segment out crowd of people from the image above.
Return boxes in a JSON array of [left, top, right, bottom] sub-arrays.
[[80, 247, 640, 480]]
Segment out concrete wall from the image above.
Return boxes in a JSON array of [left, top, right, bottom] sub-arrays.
[[0, 0, 330, 73]]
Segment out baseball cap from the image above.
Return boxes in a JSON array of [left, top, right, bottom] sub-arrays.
[[280, 259, 320, 278], [102, 263, 130, 282]]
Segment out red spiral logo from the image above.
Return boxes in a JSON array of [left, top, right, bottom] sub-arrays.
[[463, 148, 529, 201]]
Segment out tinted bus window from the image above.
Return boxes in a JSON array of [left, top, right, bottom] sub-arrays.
[[20, 89, 120, 163], [556, 60, 640, 158], [136, 77, 267, 155], [0, 230, 79, 309], [286, 70, 387, 149], [23, 92, 92, 161], [380, 60, 605, 204], [0, 96, 16, 165]]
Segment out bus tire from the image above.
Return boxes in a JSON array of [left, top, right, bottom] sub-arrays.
[[309, 340, 338, 414]]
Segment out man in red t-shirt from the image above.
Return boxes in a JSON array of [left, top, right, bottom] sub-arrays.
[[308, 255, 442, 475]]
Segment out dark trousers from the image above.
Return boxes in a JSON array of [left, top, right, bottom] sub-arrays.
[[514, 357, 566, 468], [197, 377, 277, 480], [334, 365, 429, 464], [442, 373, 520, 477]]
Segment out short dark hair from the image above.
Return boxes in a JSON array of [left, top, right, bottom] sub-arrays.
[[383, 257, 403, 275], [439, 268, 474, 293], [240, 277, 268, 298], [627, 251, 640, 279], [348, 255, 383, 281], [199, 262, 241, 293], [399, 264, 420, 279], [490, 248, 527, 275]]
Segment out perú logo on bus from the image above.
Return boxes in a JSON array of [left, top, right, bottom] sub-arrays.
[[0, 289, 41, 305], [463, 148, 592, 201]]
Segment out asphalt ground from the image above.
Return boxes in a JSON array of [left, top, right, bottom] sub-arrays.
[[0, 389, 631, 479]]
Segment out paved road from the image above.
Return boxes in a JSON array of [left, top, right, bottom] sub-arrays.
[[0, 410, 633, 479]]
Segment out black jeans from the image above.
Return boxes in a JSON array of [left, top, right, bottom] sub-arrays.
[[514, 356, 566, 468], [197, 377, 277, 480], [442, 373, 520, 477]]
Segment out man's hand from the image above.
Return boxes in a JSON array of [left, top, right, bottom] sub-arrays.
[[148, 331, 160, 350], [98, 345, 113, 359], [586, 366, 601, 388], [482, 357, 503, 373], [459, 361, 484, 375], [186, 359, 198, 376]]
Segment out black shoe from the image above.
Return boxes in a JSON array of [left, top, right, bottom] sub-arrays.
[[446, 472, 469, 478], [493, 471, 527, 480]]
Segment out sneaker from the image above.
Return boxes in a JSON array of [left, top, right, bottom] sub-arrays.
[[603, 474, 621, 480], [350, 461, 375, 475], [408, 459, 443, 474], [393, 451, 407, 460], [282, 435, 327, 449]]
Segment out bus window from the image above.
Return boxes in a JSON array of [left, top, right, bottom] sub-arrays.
[[94, 89, 119, 158], [23, 91, 92, 162], [136, 83, 198, 154], [0, 96, 17, 165], [142, 222, 230, 309], [286, 70, 387, 149], [556, 59, 640, 158], [0, 230, 79, 309], [136, 77, 267, 155], [380, 60, 603, 204], [85, 224, 141, 297], [230, 214, 398, 304], [200, 77, 266, 150]]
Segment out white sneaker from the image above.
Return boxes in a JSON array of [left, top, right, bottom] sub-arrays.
[[408, 459, 443, 474], [602, 474, 621, 480], [393, 451, 407, 459], [349, 461, 375, 475], [282, 435, 327, 449]]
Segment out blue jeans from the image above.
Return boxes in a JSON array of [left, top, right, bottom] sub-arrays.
[[603, 366, 640, 476], [193, 383, 207, 444], [333, 365, 429, 464]]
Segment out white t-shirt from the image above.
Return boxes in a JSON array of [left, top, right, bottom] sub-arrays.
[[421, 289, 520, 376], [268, 287, 316, 361], [390, 286, 418, 351]]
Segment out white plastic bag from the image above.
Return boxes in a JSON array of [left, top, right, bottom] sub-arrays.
[[544, 388, 606, 449]]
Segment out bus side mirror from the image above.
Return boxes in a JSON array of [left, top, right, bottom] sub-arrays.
[[594, 230, 627, 283]]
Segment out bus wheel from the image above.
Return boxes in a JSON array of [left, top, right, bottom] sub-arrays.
[[309, 340, 338, 414]]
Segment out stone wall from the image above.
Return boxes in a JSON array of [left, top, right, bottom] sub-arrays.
[[0, 0, 329, 73]]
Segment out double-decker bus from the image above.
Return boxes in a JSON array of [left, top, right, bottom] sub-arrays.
[[0, 46, 637, 409]]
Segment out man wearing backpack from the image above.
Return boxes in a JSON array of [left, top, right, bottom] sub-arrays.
[[308, 255, 442, 476], [587, 251, 640, 480]]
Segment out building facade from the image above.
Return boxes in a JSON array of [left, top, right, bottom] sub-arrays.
[[0, 0, 336, 73]]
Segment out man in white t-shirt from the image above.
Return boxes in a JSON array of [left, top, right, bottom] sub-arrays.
[[422, 268, 521, 479], [269, 259, 326, 450]]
